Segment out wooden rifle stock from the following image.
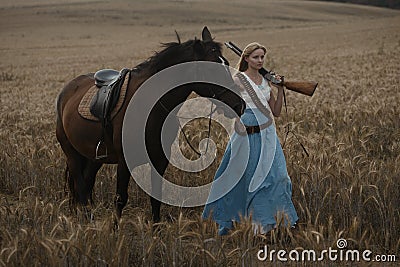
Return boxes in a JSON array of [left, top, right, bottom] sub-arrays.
[[282, 81, 318, 96], [225, 41, 318, 96]]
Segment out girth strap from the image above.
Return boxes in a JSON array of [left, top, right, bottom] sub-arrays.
[[89, 68, 131, 159]]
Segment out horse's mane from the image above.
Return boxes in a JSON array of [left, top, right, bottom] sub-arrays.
[[132, 41, 183, 73], [132, 32, 221, 75]]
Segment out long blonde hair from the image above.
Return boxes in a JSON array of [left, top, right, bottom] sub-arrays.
[[236, 42, 267, 72]]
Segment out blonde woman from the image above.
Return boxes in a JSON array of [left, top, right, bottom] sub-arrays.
[[203, 42, 298, 235]]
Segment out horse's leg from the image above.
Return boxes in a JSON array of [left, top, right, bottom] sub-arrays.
[[150, 154, 169, 223], [82, 160, 103, 204], [57, 121, 101, 208], [115, 160, 130, 220], [150, 169, 162, 223], [147, 119, 175, 223], [65, 152, 99, 208], [76, 160, 102, 221]]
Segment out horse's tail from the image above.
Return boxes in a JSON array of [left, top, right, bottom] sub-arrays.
[[55, 91, 63, 126], [63, 164, 73, 206]]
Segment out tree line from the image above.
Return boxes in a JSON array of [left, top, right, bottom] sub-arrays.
[[310, 0, 400, 9]]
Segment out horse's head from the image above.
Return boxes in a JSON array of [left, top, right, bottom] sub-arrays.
[[189, 27, 245, 118], [138, 27, 245, 118]]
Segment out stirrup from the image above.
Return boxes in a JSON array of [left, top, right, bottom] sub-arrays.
[[95, 140, 108, 159]]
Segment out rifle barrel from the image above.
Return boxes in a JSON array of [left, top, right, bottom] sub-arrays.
[[228, 42, 243, 55], [224, 42, 241, 56], [225, 41, 317, 96]]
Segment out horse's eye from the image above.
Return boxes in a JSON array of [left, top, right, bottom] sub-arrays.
[[211, 47, 217, 52]]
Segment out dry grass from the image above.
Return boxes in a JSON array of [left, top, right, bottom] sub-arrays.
[[1, 0, 399, 265]]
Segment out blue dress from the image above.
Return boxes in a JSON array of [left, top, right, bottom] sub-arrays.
[[202, 74, 298, 235]]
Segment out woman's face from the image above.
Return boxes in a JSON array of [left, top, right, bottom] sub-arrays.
[[245, 48, 265, 70]]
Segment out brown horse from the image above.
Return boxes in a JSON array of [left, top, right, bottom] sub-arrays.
[[56, 27, 245, 222]]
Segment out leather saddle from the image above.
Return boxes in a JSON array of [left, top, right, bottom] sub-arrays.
[[90, 68, 130, 124]]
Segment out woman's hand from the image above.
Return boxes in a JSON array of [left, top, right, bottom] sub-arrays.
[[271, 74, 284, 90]]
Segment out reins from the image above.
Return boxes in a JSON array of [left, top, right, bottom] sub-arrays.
[[159, 100, 217, 157]]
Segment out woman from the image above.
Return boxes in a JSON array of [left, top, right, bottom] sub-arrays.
[[202, 42, 298, 235]]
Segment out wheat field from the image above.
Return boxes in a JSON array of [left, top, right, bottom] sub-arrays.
[[0, 0, 399, 266]]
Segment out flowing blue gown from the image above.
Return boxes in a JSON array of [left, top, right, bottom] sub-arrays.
[[202, 74, 298, 235]]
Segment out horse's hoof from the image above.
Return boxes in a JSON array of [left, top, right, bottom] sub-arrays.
[[113, 213, 121, 232], [113, 221, 120, 232]]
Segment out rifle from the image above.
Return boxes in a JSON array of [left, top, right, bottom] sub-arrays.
[[225, 41, 318, 96]]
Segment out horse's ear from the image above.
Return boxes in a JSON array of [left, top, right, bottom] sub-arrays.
[[174, 30, 181, 44], [202, 26, 213, 42]]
